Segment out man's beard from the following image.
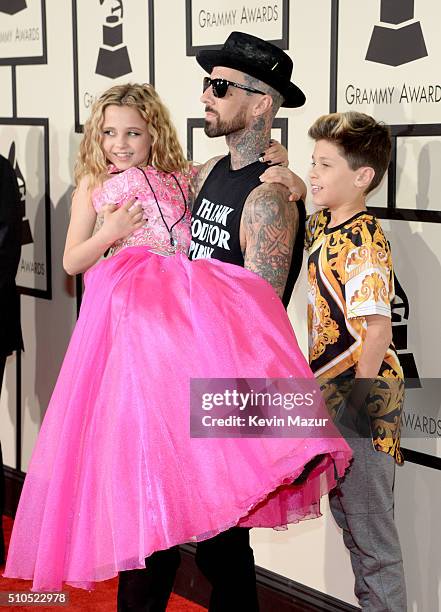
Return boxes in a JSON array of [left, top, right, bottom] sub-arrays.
[[204, 106, 247, 138]]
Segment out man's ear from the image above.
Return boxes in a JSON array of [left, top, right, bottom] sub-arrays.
[[355, 166, 375, 191], [252, 94, 274, 117]]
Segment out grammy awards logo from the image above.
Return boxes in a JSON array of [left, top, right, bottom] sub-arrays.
[[7, 142, 33, 246], [366, 0, 428, 66], [0, 0, 27, 15], [95, 0, 132, 79], [391, 275, 420, 388]]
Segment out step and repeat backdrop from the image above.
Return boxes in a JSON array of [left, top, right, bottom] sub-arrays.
[[0, 1, 49, 298], [72, 0, 154, 131], [0, 1, 440, 608]]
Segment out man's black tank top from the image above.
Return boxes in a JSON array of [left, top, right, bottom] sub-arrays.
[[188, 155, 306, 309]]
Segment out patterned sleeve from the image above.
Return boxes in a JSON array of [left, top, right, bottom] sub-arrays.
[[344, 219, 394, 319], [304, 210, 324, 251], [304, 214, 313, 250]]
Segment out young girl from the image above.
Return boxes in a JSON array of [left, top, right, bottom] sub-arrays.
[[4, 84, 351, 592]]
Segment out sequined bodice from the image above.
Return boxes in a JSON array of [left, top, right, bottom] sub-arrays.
[[92, 166, 192, 256]]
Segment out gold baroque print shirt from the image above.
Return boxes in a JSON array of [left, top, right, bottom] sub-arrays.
[[305, 209, 404, 463]]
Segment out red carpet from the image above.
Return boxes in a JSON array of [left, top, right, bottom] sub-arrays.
[[1, 516, 206, 611]]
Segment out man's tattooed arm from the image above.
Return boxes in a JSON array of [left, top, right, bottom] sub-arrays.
[[241, 184, 298, 298], [189, 156, 223, 211], [92, 212, 104, 236]]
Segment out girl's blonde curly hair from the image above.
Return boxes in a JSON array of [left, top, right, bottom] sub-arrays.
[[74, 83, 190, 187]]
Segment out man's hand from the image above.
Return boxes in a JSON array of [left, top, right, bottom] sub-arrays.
[[241, 184, 298, 298]]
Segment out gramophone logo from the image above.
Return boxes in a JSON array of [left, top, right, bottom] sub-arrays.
[[391, 275, 420, 388], [95, 0, 132, 79], [7, 142, 33, 246], [0, 0, 27, 15], [366, 0, 428, 66]]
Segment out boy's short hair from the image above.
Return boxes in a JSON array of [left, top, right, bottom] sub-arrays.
[[308, 112, 392, 194]]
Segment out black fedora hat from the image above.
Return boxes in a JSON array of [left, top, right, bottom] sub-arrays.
[[196, 31, 305, 108]]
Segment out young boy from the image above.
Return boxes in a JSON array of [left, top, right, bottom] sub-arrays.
[[263, 112, 406, 611], [306, 112, 406, 611]]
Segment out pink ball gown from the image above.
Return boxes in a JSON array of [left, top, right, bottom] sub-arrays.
[[4, 165, 351, 591]]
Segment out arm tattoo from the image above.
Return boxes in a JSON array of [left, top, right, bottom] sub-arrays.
[[242, 185, 299, 298], [92, 213, 104, 236], [190, 156, 223, 210]]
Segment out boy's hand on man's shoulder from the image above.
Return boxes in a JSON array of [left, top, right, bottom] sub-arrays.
[[259, 166, 307, 202]]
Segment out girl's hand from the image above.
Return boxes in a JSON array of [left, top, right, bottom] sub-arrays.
[[100, 199, 145, 243], [260, 139, 289, 166], [259, 166, 307, 201]]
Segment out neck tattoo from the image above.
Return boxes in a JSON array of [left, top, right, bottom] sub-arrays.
[[227, 116, 271, 170]]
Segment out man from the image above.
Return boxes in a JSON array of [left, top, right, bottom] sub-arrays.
[[0, 153, 23, 565], [117, 31, 306, 611], [189, 31, 306, 307]]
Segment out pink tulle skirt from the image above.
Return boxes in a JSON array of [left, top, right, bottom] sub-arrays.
[[4, 247, 351, 591]]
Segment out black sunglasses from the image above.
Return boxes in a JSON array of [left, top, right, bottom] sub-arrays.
[[203, 76, 265, 99]]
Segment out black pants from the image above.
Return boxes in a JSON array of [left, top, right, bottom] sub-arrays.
[[0, 354, 6, 565], [117, 527, 259, 612]]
